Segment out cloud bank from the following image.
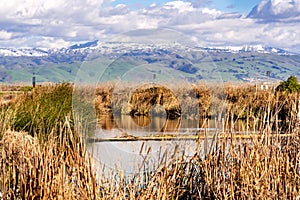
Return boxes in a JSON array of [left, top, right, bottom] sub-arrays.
[[0, 0, 299, 52], [248, 0, 300, 20]]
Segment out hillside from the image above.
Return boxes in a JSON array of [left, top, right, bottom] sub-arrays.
[[0, 42, 299, 83]]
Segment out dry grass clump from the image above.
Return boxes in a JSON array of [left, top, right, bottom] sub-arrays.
[[223, 85, 300, 133], [0, 131, 41, 198], [192, 84, 211, 118], [94, 83, 114, 115], [0, 125, 99, 199], [0, 94, 18, 107], [94, 83, 209, 119], [129, 85, 181, 118]]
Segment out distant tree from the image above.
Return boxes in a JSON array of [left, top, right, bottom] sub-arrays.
[[276, 76, 300, 93]]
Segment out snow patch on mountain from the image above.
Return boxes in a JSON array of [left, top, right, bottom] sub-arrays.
[[0, 48, 49, 57], [204, 45, 288, 54], [0, 40, 292, 58]]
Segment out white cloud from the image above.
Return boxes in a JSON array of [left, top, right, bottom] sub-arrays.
[[201, 7, 221, 16], [248, 0, 300, 20], [0, 0, 115, 47], [186, 0, 212, 8], [0, 0, 224, 48], [0, 0, 299, 52], [35, 37, 71, 48], [0, 30, 13, 40], [163, 1, 194, 13], [271, 0, 295, 14]]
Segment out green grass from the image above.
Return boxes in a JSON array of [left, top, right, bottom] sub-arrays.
[[12, 83, 73, 140], [1, 52, 300, 84]]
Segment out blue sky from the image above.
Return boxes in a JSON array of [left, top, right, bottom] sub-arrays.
[[211, 0, 261, 13], [0, 0, 300, 52], [112, 0, 261, 13]]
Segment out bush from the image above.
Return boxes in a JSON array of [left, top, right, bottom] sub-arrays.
[[276, 76, 300, 93]]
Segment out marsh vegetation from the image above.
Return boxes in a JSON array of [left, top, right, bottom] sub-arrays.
[[0, 81, 300, 199]]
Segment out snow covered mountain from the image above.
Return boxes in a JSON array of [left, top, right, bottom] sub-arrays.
[[204, 45, 288, 54], [0, 41, 291, 58], [0, 48, 49, 57], [0, 40, 298, 83]]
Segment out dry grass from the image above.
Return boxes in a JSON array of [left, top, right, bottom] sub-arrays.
[[94, 83, 299, 131], [0, 124, 99, 199], [92, 129, 300, 199], [0, 82, 300, 199]]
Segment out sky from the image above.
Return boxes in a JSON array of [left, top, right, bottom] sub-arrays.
[[111, 0, 261, 13], [0, 0, 300, 52]]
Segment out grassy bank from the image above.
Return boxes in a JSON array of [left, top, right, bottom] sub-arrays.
[[0, 83, 300, 199]]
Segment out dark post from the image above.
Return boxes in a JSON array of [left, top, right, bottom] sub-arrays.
[[32, 75, 36, 88], [31, 64, 36, 88]]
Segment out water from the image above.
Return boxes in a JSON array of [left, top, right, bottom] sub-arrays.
[[88, 115, 252, 174]]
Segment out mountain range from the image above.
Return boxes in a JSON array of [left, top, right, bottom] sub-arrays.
[[0, 40, 299, 84]]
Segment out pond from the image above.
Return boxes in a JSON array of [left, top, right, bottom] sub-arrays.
[[87, 115, 256, 174]]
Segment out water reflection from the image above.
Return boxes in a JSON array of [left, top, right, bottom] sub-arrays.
[[98, 114, 183, 132], [97, 114, 254, 134], [97, 114, 116, 130]]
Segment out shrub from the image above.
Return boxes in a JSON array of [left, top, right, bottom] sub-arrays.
[[276, 76, 300, 93]]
